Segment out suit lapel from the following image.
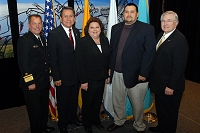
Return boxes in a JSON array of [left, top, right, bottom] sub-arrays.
[[157, 32, 163, 42], [100, 36, 109, 54], [29, 31, 45, 52], [58, 25, 74, 48], [100, 37, 105, 54], [86, 35, 102, 54], [40, 36, 46, 52], [41, 36, 46, 47], [123, 21, 141, 51], [72, 26, 79, 42], [157, 29, 177, 51], [112, 23, 124, 50], [156, 32, 164, 52], [58, 25, 69, 40]]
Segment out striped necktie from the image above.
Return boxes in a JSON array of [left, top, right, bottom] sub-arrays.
[[156, 35, 165, 50], [69, 29, 74, 47]]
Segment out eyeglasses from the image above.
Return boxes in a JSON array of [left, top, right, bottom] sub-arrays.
[[161, 20, 175, 23]]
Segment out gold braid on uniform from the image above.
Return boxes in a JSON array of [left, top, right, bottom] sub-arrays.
[[23, 74, 34, 83]]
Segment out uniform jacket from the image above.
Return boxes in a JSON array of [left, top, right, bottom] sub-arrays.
[[48, 25, 80, 86], [149, 29, 189, 95], [109, 20, 156, 88], [17, 31, 50, 89]]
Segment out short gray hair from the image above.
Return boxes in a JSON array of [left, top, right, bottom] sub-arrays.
[[160, 11, 179, 23]]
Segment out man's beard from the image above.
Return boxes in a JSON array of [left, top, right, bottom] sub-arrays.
[[124, 19, 135, 25]]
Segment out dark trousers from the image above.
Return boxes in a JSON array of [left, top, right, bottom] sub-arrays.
[[23, 87, 49, 133], [56, 83, 79, 128], [82, 79, 105, 128], [155, 93, 183, 133]]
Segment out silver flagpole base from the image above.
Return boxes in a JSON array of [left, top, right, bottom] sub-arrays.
[[144, 112, 158, 123]]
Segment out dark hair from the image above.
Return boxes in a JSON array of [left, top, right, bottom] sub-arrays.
[[28, 14, 42, 23], [84, 17, 105, 36], [124, 3, 138, 12], [60, 6, 75, 17]]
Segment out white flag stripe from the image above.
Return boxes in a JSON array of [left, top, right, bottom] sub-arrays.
[[106, 0, 118, 42], [49, 91, 56, 108], [104, 0, 118, 118], [49, 79, 57, 111]]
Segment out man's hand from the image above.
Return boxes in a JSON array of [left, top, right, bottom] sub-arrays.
[[108, 69, 111, 76], [138, 75, 146, 81], [105, 77, 110, 84], [165, 87, 174, 95], [28, 84, 36, 90], [54, 80, 62, 86], [49, 76, 52, 82], [106, 69, 111, 84], [81, 83, 88, 91]]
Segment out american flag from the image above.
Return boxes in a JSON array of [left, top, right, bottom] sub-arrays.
[[43, 0, 58, 121], [43, 0, 54, 39]]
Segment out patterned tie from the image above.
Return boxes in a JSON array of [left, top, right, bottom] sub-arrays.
[[156, 35, 165, 50], [37, 36, 44, 51], [69, 29, 74, 47]]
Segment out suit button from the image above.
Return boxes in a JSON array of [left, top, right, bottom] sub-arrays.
[[44, 62, 47, 64], [102, 65, 104, 67]]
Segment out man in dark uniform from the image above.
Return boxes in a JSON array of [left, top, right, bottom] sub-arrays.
[[17, 14, 55, 133]]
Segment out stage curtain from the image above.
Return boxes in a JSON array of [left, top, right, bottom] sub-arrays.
[[149, 0, 200, 83]]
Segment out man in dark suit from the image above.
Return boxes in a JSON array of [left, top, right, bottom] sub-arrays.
[[17, 14, 55, 133], [48, 7, 81, 133], [149, 11, 189, 133], [107, 3, 156, 133]]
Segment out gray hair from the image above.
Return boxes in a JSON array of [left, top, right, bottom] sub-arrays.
[[160, 11, 179, 23]]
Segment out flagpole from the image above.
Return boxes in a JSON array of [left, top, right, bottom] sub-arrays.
[[162, 0, 165, 12], [52, 0, 56, 28], [44, 0, 58, 121], [103, 0, 118, 119]]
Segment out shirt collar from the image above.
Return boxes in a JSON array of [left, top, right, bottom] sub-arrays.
[[163, 28, 176, 39], [61, 23, 72, 33]]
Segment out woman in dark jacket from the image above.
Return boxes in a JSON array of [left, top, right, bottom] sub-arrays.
[[76, 17, 110, 133]]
